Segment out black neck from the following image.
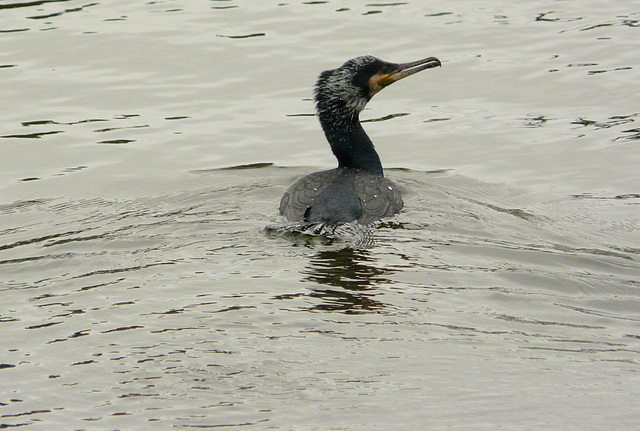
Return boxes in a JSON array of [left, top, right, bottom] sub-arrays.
[[317, 109, 383, 177]]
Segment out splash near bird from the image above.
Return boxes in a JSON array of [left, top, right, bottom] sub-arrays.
[[279, 55, 441, 239]]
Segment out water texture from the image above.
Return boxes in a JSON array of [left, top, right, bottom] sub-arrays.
[[1, 1, 639, 429]]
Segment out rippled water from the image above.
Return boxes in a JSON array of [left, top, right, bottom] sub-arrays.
[[1, 1, 639, 429]]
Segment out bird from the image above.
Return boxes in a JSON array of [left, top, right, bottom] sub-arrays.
[[279, 55, 441, 227]]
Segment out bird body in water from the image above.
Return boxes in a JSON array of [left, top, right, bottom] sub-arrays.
[[280, 55, 441, 227]]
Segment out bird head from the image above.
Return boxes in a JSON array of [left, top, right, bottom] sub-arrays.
[[315, 55, 441, 119]]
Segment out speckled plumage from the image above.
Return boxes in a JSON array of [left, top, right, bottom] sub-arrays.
[[315, 56, 379, 122]]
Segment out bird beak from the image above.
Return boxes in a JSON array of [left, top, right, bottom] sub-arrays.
[[369, 56, 441, 97], [384, 57, 442, 85]]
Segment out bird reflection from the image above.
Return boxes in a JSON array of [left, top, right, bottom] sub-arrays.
[[300, 248, 395, 313]]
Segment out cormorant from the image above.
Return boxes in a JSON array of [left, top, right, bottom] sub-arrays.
[[280, 55, 441, 226]]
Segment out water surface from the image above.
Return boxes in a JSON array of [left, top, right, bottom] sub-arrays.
[[1, 1, 639, 429]]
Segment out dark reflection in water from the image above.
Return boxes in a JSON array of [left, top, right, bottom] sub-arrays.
[[0, 0, 70, 11], [300, 248, 395, 313]]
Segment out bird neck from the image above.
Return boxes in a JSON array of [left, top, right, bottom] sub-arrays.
[[318, 110, 383, 177]]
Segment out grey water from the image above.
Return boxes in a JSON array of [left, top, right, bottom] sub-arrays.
[[1, 1, 639, 429]]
